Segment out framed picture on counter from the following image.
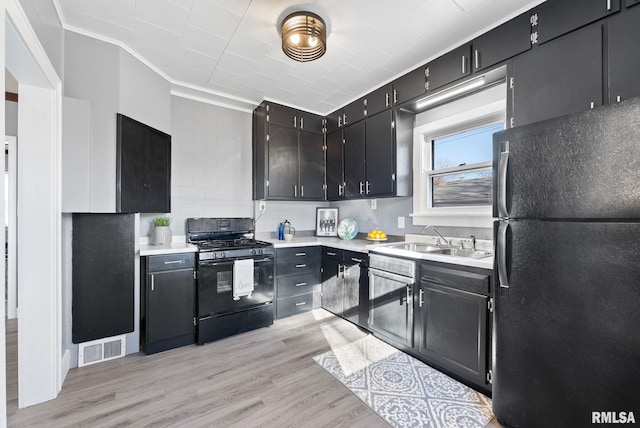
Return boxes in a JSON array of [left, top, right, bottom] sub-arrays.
[[316, 207, 338, 237]]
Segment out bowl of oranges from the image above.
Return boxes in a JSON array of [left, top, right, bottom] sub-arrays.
[[367, 228, 388, 241]]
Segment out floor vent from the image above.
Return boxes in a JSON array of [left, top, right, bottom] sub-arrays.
[[78, 335, 126, 367]]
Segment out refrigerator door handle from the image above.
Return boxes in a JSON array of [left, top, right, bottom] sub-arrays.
[[498, 148, 510, 218], [497, 221, 510, 289]]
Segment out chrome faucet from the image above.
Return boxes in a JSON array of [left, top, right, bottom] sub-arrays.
[[470, 235, 477, 250], [422, 225, 450, 246]]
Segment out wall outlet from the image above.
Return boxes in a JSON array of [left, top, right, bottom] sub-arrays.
[[398, 216, 405, 229], [259, 200, 266, 212], [370, 199, 377, 210]]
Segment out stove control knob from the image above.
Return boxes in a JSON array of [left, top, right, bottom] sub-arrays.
[[218, 252, 225, 259], [252, 249, 257, 255], [258, 249, 263, 255]]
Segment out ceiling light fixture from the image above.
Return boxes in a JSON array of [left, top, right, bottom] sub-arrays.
[[281, 11, 327, 62]]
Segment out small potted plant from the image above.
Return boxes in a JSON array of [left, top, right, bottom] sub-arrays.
[[152, 216, 172, 245]]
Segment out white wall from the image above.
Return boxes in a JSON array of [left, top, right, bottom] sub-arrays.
[[17, 0, 65, 81], [140, 96, 254, 237], [118, 49, 171, 135], [63, 31, 119, 213], [5, 100, 17, 136]]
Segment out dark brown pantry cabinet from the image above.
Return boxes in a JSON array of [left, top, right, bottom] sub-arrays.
[[116, 114, 171, 213], [253, 101, 325, 200], [142, 253, 196, 354], [414, 261, 492, 394]]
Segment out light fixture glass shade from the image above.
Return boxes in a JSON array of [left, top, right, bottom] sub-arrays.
[[281, 12, 326, 62]]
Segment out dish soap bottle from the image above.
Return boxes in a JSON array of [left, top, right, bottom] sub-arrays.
[[278, 222, 284, 240]]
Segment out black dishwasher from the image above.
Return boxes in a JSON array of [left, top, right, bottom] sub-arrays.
[[368, 253, 415, 350]]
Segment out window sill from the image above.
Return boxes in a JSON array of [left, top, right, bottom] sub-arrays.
[[410, 209, 493, 228]]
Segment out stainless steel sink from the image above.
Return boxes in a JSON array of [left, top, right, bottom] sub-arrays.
[[384, 242, 492, 259]]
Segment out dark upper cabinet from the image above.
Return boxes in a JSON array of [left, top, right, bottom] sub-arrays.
[[628, 0, 640, 6], [266, 124, 299, 199], [326, 130, 344, 200], [343, 97, 367, 126], [298, 110, 324, 134], [392, 66, 427, 105], [607, 5, 640, 103], [365, 110, 395, 197], [298, 131, 325, 200], [253, 101, 325, 201], [426, 43, 472, 92], [343, 121, 366, 198], [266, 102, 323, 133], [265, 103, 298, 129], [472, 12, 532, 72], [116, 114, 171, 213], [326, 98, 366, 133], [511, 23, 603, 127], [536, 0, 620, 44], [365, 83, 393, 117]]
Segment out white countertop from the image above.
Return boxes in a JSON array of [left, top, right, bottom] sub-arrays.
[[265, 236, 494, 270], [139, 242, 198, 256]]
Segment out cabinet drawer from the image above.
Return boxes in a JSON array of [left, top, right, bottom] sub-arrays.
[[277, 261, 319, 276], [276, 293, 318, 318], [322, 248, 343, 262], [147, 253, 195, 273], [276, 246, 321, 263], [420, 265, 490, 295], [277, 273, 320, 298]]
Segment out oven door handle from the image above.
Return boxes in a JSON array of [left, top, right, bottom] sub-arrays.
[[198, 260, 234, 267]]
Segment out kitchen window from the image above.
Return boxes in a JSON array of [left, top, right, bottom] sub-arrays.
[[412, 83, 506, 228]]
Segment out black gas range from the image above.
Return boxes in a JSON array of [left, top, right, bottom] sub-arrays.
[[187, 217, 275, 345]]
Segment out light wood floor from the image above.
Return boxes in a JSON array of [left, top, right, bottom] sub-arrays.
[[6, 310, 503, 427]]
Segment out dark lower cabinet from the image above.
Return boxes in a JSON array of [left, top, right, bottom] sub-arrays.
[[142, 253, 196, 354], [275, 247, 321, 318], [414, 262, 492, 393], [321, 249, 368, 329]]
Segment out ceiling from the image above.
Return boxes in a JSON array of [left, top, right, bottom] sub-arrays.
[[55, 0, 543, 114]]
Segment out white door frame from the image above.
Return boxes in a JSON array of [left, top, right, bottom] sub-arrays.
[[3, 0, 63, 417], [5, 135, 17, 320]]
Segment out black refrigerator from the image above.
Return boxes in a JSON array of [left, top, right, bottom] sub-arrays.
[[492, 98, 640, 427]]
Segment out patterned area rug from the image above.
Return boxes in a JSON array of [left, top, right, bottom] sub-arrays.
[[312, 335, 493, 428]]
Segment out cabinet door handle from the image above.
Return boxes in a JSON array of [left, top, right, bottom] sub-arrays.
[[419, 288, 424, 307], [338, 184, 343, 196], [343, 113, 347, 125], [151, 274, 155, 291], [301, 185, 304, 197], [385, 92, 390, 107], [474, 49, 480, 69], [359, 182, 364, 194], [300, 117, 304, 129], [607, 0, 612, 10], [294, 184, 298, 197], [393, 89, 398, 104], [462, 55, 467, 74], [338, 115, 342, 127], [327, 252, 337, 256], [365, 181, 370, 194], [163, 260, 184, 265], [293, 115, 297, 127], [351, 257, 363, 263], [296, 264, 307, 268], [295, 252, 306, 256], [295, 282, 307, 287], [295, 301, 307, 306]]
